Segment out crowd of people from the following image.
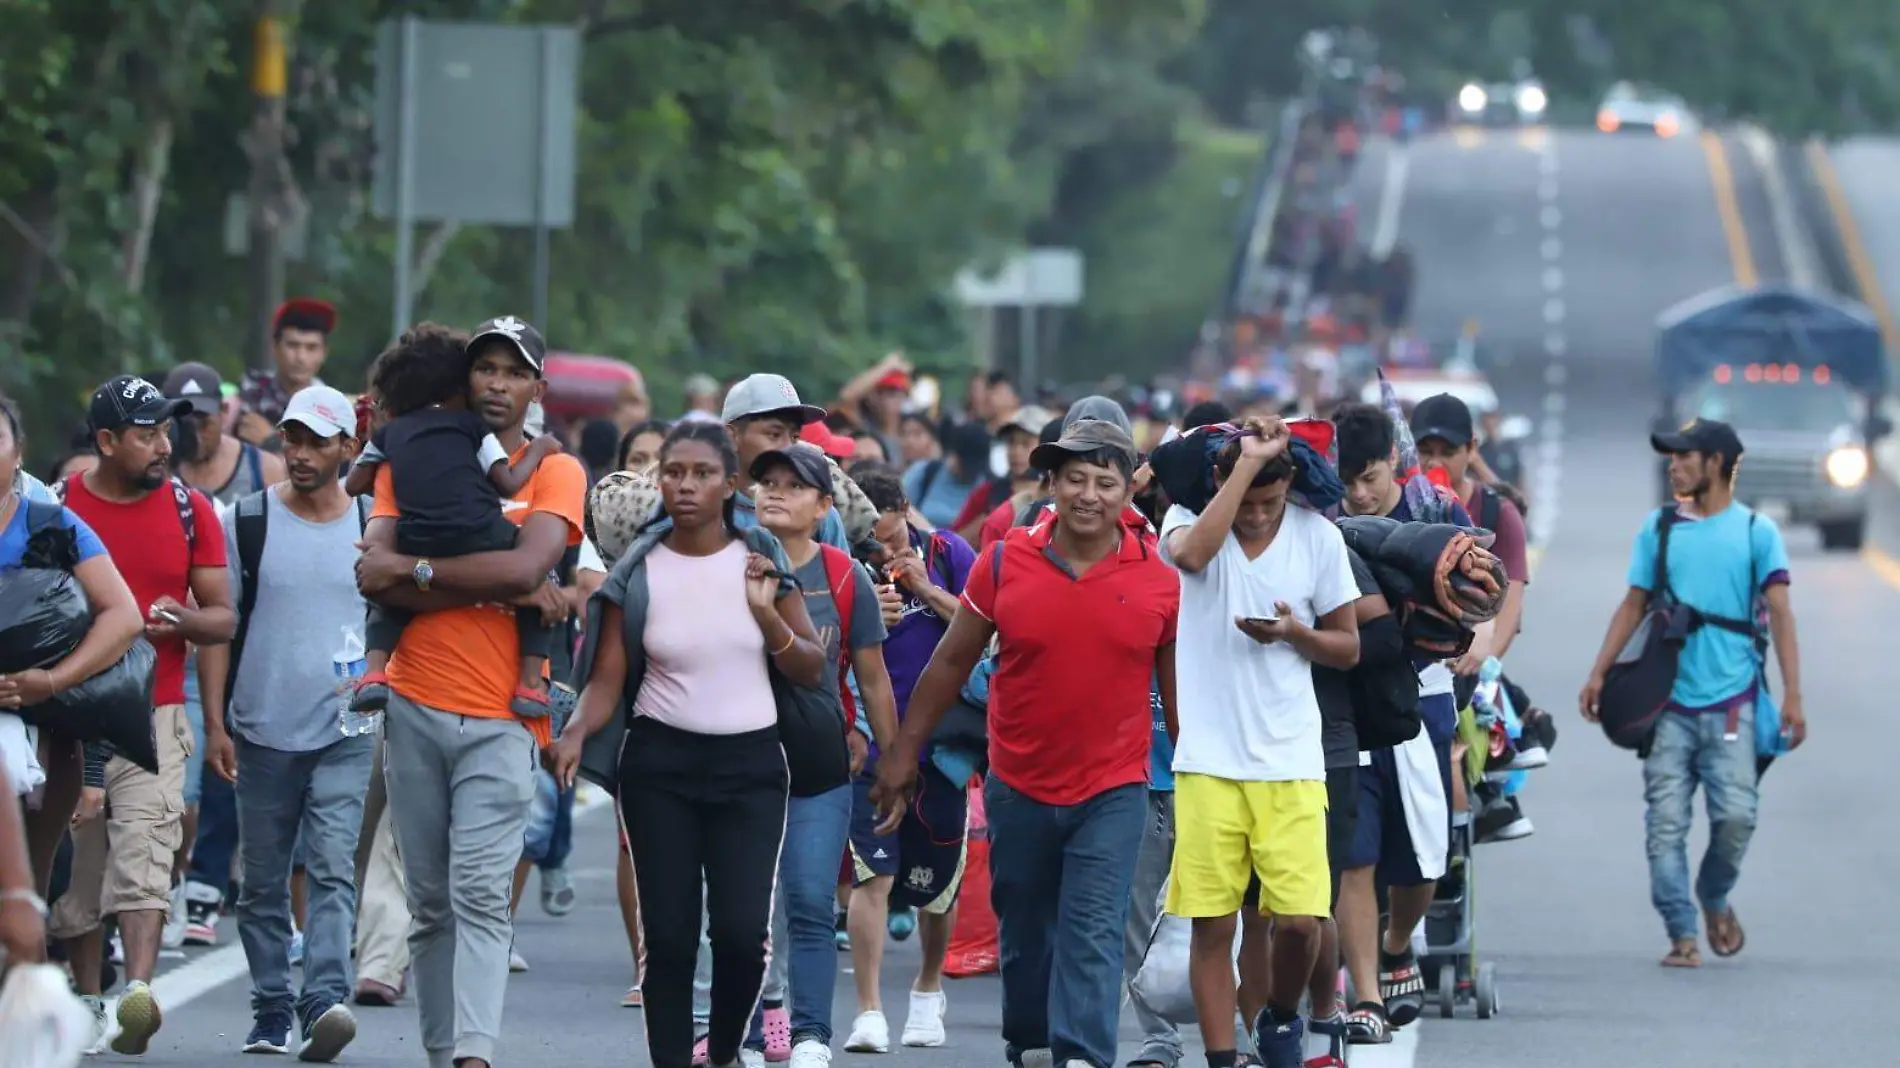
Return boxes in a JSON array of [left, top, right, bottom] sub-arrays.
[[0, 282, 1800, 1068]]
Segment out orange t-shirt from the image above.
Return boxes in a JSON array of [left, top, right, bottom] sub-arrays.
[[370, 446, 587, 746]]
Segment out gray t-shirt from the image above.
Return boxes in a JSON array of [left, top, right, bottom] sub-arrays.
[[228, 489, 370, 753], [791, 548, 888, 713]]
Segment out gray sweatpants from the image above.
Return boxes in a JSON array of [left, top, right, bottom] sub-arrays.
[[383, 692, 536, 1068]]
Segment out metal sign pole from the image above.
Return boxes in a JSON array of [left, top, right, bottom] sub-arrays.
[[531, 27, 554, 329], [1019, 304, 1039, 394], [390, 15, 420, 340]]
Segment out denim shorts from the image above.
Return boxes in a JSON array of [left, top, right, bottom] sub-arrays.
[[522, 767, 560, 863]]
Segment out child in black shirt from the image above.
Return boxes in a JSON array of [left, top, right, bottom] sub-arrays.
[[345, 334, 562, 717]]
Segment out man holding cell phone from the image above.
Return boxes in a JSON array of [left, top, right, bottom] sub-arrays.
[[1158, 415, 1362, 1068]]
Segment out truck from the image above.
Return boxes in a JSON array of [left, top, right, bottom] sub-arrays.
[[1654, 284, 1893, 551]]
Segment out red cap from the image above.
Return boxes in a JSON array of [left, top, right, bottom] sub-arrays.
[[874, 369, 912, 392], [1285, 417, 1334, 460], [273, 298, 337, 335], [801, 421, 855, 460]]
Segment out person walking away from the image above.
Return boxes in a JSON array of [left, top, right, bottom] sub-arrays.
[[871, 419, 1180, 1068], [165, 361, 284, 949], [755, 445, 900, 1066], [53, 375, 237, 1054], [1329, 403, 1461, 1043], [548, 421, 829, 1068], [353, 321, 586, 1068], [1160, 417, 1361, 1068], [346, 315, 567, 720], [1580, 419, 1804, 967], [839, 469, 979, 1055], [197, 386, 375, 1060], [0, 392, 143, 902]]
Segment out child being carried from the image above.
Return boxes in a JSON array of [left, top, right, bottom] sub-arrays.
[[346, 331, 563, 718]]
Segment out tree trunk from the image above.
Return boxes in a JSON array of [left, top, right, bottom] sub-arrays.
[[119, 119, 176, 294]]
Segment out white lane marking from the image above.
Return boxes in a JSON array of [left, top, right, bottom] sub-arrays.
[[1540, 235, 1562, 260], [1371, 145, 1412, 260], [1736, 123, 1820, 288], [1537, 176, 1559, 201], [1532, 139, 1565, 544], [1542, 298, 1565, 324], [1544, 332, 1567, 358], [1539, 205, 1562, 228], [1542, 266, 1564, 292], [1543, 391, 1567, 415], [1538, 150, 1559, 175], [104, 784, 619, 1029], [1545, 363, 1567, 386]]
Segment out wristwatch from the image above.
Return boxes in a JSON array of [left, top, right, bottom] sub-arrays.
[[412, 558, 435, 592]]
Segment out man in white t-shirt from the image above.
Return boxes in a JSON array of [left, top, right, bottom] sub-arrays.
[[1159, 415, 1361, 1068]]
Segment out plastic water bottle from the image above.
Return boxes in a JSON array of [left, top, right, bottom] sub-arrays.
[[334, 627, 373, 737]]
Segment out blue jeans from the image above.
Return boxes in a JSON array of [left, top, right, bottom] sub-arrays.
[[522, 769, 561, 863], [538, 781, 575, 870], [1643, 705, 1760, 941], [235, 735, 375, 1019], [747, 784, 853, 1046], [986, 778, 1145, 1068]]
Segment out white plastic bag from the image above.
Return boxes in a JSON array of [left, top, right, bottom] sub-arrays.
[[0, 962, 94, 1068], [0, 713, 43, 796], [1128, 878, 1244, 1026]]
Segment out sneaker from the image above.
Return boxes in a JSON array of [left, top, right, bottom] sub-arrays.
[[843, 1010, 891, 1053], [886, 906, 916, 942], [243, 1008, 294, 1054], [509, 947, 530, 973], [111, 980, 163, 1055], [297, 1002, 356, 1062], [762, 1004, 792, 1061], [789, 1039, 832, 1068], [692, 1035, 710, 1066], [183, 880, 222, 946], [833, 912, 850, 952], [80, 994, 110, 1056], [1522, 705, 1558, 752], [162, 883, 188, 949], [621, 984, 643, 1008], [1251, 1008, 1305, 1068], [288, 927, 304, 967], [1508, 742, 1549, 770], [1474, 795, 1535, 843], [1018, 1051, 1055, 1068], [900, 989, 947, 1047], [108, 929, 125, 966], [540, 866, 577, 917]]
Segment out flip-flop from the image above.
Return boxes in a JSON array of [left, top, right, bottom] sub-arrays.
[[1660, 941, 1702, 968], [1705, 909, 1745, 957]]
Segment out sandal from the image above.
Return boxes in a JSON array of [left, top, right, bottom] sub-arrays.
[[510, 685, 552, 719], [1345, 1001, 1392, 1045], [1378, 947, 1426, 1027], [1660, 939, 1702, 968], [1705, 908, 1745, 957], [349, 671, 391, 713]]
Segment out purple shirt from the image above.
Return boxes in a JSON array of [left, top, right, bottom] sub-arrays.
[[883, 526, 977, 718]]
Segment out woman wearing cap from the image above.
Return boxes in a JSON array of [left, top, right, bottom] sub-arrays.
[[550, 420, 828, 1068]]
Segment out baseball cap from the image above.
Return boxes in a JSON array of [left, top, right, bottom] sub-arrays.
[[1651, 417, 1744, 460], [273, 297, 337, 335], [1063, 394, 1134, 435], [799, 420, 855, 460], [683, 372, 720, 397], [874, 368, 913, 393], [89, 375, 192, 434], [1409, 393, 1475, 446], [1031, 418, 1139, 474], [1001, 405, 1056, 439], [161, 362, 224, 416], [279, 385, 357, 438], [750, 445, 835, 496], [469, 315, 547, 374], [721, 373, 825, 425]]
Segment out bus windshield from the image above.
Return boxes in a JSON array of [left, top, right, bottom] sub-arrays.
[[1688, 380, 1856, 432]]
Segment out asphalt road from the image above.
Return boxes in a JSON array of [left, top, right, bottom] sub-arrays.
[[81, 126, 1900, 1068]]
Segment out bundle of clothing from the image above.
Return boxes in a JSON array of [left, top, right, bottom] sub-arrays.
[[1147, 418, 1345, 514], [1336, 513, 1506, 657]]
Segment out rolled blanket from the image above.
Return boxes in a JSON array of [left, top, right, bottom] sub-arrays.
[[1337, 515, 1506, 630]]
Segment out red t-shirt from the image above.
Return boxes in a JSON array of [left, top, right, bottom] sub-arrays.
[[960, 520, 1179, 805], [61, 475, 228, 707]]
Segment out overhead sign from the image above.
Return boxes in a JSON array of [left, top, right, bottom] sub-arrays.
[[954, 248, 1084, 308]]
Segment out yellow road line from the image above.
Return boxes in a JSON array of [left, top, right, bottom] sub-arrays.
[[1804, 141, 1900, 588], [1701, 131, 1759, 287]]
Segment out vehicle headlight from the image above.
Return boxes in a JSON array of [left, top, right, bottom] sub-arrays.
[[1516, 85, 1547, 114], [1458, 84, 1487, 112], [1825, 446, 1869, 487]]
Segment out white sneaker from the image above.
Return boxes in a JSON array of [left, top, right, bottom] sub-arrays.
[[739, 1050, 766, 1068], [508, 948, 530, 973], [900, 989, 947, 1047], [162, 883, 188, 949], [1509, 743, 1549, 769], [1018, 1050, 1054, 1068], [789, 1039, 832, 1067], [80, 994, 109, 1056], [843, 1010, 890, 1053]]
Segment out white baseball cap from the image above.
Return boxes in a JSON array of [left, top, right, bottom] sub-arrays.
[[279, 385, 357, 439]]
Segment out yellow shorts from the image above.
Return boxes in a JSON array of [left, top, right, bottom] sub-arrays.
[[1165, 773, 1330, 919]]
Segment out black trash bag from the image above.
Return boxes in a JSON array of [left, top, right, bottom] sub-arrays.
[[0, 566, 92, 676], [20, 640, 160, 774]]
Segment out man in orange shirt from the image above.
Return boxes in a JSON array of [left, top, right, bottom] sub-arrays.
[[353, 318, 585, 1068]]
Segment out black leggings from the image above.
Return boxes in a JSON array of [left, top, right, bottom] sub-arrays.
[[620, 717, 787, 1068]]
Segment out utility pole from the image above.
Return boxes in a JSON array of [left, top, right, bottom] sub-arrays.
[[244, 0, 290, 371]]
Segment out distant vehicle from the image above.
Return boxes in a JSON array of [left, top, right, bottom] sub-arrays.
[[1653, 285, 1893, 550], [1596, 82, 1693, 137], [1361, 365, 1500, 416], [1452, 77, 1547, 127]]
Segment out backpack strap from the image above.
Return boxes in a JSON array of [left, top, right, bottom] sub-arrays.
[[169, 477, 197, 552], [817, 545, 856, 650], [22, 499, 65, 536], [355, 495, 372, 532], [927, 532, 963, 597], [1477, 484, 1502, 534], [243, 441, 264, 492], [227, 488, 272, 697], [916, 459, 944, 503], [1651, 506, 1676, 604]]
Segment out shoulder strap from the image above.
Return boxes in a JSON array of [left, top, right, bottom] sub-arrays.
[[244, 442, 264, 490], [927, 532, 958, 595], [227, 488, 271, 694], [917, 459, 944, 501], [23, 499, 64, 536], [818, 545, 855, 648], [355, 495, 372, 533], [1478, 485, 1501, 533], [169, 477, 197, 551], [1652, 506, 1676, 602]]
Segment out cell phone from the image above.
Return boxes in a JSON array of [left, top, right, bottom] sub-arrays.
[[1241, 615, 1280, 626], [152, 608, 181, 624]]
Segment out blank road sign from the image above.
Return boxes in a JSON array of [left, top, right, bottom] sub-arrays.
[[372, 20, 581, 227]]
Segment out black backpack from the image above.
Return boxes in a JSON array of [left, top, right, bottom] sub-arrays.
[[229, 489, 372, 696], [1596, 507, 1758, 752]]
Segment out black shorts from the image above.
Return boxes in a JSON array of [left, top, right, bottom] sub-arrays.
[[1237, 766, 1358, 915], [848, 762, 969, 912]]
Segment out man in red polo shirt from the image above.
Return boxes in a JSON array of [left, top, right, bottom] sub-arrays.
[[871, 419, 1179, 1068]]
